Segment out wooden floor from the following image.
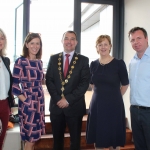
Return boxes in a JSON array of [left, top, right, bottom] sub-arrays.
[[35, 114, 135, 150]]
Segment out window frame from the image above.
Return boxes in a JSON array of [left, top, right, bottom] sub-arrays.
[[23, 0, 124, 59]]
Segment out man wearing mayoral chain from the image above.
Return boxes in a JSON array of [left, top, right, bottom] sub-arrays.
[[46, 31, 90, 150]]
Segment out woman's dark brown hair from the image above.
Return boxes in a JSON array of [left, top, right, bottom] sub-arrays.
[[22, 33, 42, 59]]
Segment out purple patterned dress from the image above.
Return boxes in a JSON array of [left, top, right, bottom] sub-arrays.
[[12, 57, 45, 142]]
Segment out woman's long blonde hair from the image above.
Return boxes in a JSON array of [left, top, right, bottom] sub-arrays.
[[0, 28, 7, 56]]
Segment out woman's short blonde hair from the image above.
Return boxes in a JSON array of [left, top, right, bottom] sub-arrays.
[[0, 28, 7, 56], [96, 35, 112, 47]]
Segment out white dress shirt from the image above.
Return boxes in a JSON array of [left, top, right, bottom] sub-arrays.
[[0, 57, 10, 100]]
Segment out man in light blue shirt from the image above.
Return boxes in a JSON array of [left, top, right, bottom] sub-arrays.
[[129, 27, 150, 150]]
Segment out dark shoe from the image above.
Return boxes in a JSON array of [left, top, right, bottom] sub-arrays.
[[9, 114, 19, 123]]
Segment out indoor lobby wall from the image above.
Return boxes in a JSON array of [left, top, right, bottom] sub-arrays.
[[123, 0, 150, 129]]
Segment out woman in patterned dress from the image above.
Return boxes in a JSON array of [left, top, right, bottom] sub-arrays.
[[12, 33, 45, 150]]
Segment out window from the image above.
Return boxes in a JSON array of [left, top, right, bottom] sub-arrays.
[[30, 0, 74, 68]]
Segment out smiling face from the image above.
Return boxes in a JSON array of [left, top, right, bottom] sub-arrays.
[[129, 30, 148, 56], [23, 33, 42, 59], [96, 38, 112, 57], [61, 32, 78, 53], [26, 38, 41, 59]]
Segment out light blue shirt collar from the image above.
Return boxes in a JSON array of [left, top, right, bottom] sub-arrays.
[[134, 46, 150, 59]]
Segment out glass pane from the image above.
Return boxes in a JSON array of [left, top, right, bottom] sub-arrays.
[[0, 0, 23, 64], [30, 0, 74, 115], [81, 3, 113, 63], [30, 0, 74, 66], [15, 3, 23, 61]]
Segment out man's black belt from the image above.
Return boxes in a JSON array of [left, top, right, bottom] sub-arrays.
[[131, 105, 150, 110]]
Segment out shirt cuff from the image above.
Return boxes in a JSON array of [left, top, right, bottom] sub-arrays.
[[66, 100, 69, 105]]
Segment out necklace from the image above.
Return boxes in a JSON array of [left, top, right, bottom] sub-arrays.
[[100, 62, 105, 66], [58, 52, 78, 97], [99, 56, 113, 65]]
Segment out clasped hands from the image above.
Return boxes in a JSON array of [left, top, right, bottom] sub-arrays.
[[57, 97, 69, 108]]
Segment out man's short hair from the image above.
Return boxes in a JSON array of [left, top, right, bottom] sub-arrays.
[[62, 31, 77, 40], [128, 27, 148, 38]]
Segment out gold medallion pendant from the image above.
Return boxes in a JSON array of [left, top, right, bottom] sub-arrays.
[[58, 52, 79, 97], [61, 87, 64, 91], [61, 82, 65, 85], [65, 79, 68, 83]]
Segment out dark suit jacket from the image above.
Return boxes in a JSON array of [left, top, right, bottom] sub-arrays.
[[1, 56, 14, 107], [46, 52, 90, 116]]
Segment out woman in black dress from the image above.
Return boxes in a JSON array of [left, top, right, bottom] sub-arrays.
[[86, 35, 129, 150]]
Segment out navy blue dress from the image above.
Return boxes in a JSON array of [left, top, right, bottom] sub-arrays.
[[86, 58, 129, 148]]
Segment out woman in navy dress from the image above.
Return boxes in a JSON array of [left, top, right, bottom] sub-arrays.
[[12, 33, 45, 150], [86, 35, 129, 150]]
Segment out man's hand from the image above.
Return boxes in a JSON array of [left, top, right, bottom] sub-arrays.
[[57, 97, 69, 108]]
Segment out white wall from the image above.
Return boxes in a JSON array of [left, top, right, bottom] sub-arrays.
[[124, 0, 150, 128]]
